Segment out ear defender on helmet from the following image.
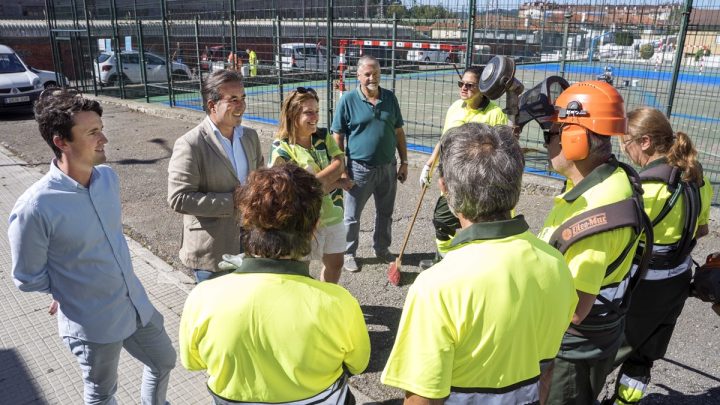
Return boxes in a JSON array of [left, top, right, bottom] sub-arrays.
[[550, 81, 627, 161], [560, 124, 589, 161]]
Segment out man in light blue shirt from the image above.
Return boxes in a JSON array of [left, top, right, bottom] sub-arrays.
[[9, 89, 176, 405], [167, 69, 264, 283]]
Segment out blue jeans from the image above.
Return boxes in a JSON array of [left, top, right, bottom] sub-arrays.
[[344, 160, 397, 256], [193, 269, 232, 284], [62, 310, 176, 405]]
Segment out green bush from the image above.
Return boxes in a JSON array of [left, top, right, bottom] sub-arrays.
[[640, 44, 655, 60], [615, 32, 635, 46]]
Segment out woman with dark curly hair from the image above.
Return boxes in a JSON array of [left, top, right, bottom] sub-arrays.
[[608, 107, 713, 405], [179, 164, 370, 404]]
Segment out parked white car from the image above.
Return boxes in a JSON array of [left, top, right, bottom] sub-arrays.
[[407, 49, 451, 63], [29, 67, 69, 88], [275, 43, 337, 71], [94, 50, 192, 86], [0, 44, 43, 112]]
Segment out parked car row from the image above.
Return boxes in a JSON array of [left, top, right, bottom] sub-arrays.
[[1, 44, 69, 113], [94, 50, 192, 86]]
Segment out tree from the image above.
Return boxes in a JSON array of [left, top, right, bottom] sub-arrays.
[[386, 3, 407, 19], [615, 31, 635, 46], [410, 4, 453, 20], [640, 43, 654, 60]]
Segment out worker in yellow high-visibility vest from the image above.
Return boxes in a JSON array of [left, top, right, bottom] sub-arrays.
[[246, 48, 257, 77]]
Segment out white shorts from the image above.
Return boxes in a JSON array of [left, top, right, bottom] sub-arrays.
[[309, 221, 346, 261]]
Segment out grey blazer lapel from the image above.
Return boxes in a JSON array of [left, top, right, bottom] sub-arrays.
[[200, 117, 239, 181]]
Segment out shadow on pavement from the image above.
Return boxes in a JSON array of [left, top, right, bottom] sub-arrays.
[[660, 357, 720, 384], [111, 138, 173, 165], [361, 305, 402, 374], [0, 349, 48, 405], [644, 386, 720, 404]]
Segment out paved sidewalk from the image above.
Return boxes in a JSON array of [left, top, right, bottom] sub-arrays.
[[0, 145, 374, 403]]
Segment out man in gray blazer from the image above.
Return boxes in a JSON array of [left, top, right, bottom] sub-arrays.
[[168, 70, 264, 283]]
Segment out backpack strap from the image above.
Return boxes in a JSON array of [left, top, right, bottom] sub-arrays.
[[549, 161, 654, 320], [639, 162, 681, 226], [548, 199, 641, 255], [638, 162, 702, 269]]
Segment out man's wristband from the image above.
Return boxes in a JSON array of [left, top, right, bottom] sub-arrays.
[[400, 160, 408, 165]]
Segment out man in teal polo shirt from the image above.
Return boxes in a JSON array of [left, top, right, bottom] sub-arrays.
[[382, 123, 576, 403], [331, 55, 408, 272]]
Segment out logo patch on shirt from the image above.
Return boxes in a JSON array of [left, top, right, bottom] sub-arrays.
[[562, 213, 608, 240]]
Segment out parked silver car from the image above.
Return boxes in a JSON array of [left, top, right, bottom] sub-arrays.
[[29, 67, 70, 88], [0, 44, 42, 112], [94, 50, 191, 86]]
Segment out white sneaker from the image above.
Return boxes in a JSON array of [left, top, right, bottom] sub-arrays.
[[343, 255, 360, 272]]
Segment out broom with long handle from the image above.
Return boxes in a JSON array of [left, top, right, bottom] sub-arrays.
[[387, 65, 464, 286], [387, 156, 439, 286]]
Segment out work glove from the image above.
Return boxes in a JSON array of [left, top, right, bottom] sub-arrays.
[[419, 164, 432, 187]]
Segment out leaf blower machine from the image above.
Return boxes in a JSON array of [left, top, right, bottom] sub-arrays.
[[691, 252, 720, 316]]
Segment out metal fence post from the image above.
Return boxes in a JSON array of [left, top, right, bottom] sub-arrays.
[[465, 0, 477, 68], [326, 0, 334, 128], [560, 11, 571, 78], [666, 0, 693, 118], [44, 0, 59, 84], [160, 0, 175, 106], [110, 0, 126, 98], [81, 0, 98, 95], [231, 0, 237, 62], [70, 0, 85, 89], [137, 20, 149, 103], [194, 15, 203, 110], [275, 16, 284, 106], [391, 13, 397, 93]]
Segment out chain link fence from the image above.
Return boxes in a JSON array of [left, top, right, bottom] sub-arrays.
[[6, 0, 718, 203]]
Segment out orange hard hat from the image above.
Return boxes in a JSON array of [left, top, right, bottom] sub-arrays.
[[552, 80, 626, 136]]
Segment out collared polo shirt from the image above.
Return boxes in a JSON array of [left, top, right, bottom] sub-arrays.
[[269, 129, 344, 227], [330, 86, 404, 165], [209, 120, 249, 183], [639, 158, 713, 245], [538, 159, 637, 295], [382, 216, 576, 400], [179, 257, 370, 402], [442, 98, 508, 135], [9, 161, 154, 343]]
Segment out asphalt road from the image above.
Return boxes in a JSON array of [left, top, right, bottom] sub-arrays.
[[1, 99, 718, 403]]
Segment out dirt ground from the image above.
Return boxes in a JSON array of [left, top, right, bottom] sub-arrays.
[[1, 99, 718, 403]]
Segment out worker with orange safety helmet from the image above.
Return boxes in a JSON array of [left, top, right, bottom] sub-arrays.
[[536, 80, 654, 404]]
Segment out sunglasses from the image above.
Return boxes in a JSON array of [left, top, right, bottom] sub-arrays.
[[621, 137, 636, 146], [39, 87, 80, 100], [296, 87, 317, 96], [289, 86, 318, 102], [543, 123, 564, 144], [457, 81, 478, 89]]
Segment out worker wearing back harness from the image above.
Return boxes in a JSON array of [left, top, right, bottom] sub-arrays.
[[606, 108, 713, 405], [537, 81, 653, 404]]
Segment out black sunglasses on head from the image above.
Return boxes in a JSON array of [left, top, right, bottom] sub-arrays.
[[39, 86, 80, 100], [296, 87, 317, 95]]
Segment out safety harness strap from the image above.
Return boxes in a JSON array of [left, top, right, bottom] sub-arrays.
[[548, 199, 640, 255], [639, 162, 701, 269], [548, 162, 654, 322]]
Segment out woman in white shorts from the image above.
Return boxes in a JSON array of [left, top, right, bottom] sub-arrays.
[[269, 87, 353, 283]]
